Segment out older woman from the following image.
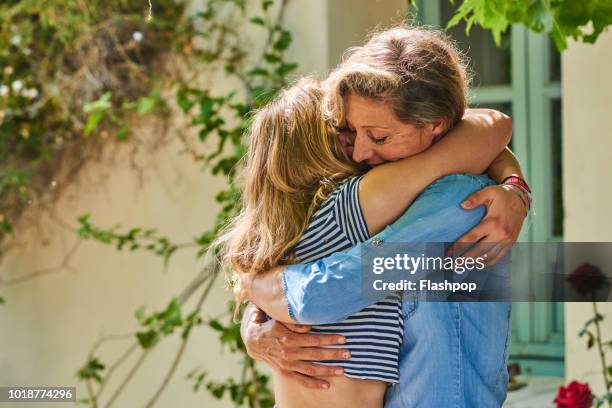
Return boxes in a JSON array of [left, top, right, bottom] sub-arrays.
[[238, 25, 528, 407]]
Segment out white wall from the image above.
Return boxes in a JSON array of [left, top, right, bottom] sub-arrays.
[[563, 28, 612, 394]]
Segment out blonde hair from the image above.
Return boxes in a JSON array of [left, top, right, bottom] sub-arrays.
[[323, 25, 471, 131], [217, 78, 359, 308]]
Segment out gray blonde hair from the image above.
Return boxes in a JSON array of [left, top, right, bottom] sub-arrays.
[[323, 25, 471, 131]]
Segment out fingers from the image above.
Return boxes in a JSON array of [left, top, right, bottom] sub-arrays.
[[280, 370, 331, 389], [449, 224, 487, 254], [460, 187, 493, 210], [477, 243, 504, 267], [457, 238, 513, 267], [283, 322, 313, 333], [482, 245, 510, 267], [279, 332, 346, 348], [278, 360, 344, 378], [287, 346, 351, 362]]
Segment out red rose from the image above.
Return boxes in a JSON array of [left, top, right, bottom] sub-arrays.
[[568, 263, 607, 295], [554, 381, 593, 408]]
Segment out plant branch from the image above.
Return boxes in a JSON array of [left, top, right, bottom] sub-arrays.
[[0, 238, 82, 286], [94, 259, 217, 405], [103, 349, 151, 408], [95, 343, 139, 400], [592, 300, 611, 401], [254, 0, 289, 72], [144, 264, 220, 407], [85, 377, 98, 408]]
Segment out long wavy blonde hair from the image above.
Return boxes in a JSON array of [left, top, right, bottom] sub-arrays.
[[218, 77, 359, 304]]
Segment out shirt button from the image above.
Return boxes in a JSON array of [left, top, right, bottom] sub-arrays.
[[371, 237, 383, 247]]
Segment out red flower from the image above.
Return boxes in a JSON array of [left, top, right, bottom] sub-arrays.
[[554, 381, 593, 408], [568, 263, 607, 295]]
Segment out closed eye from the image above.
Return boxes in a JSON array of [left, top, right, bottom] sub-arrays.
[[367, 130, 388, 145]]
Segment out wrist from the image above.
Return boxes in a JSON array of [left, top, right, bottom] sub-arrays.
[[502, 175, 532, 212], [502, 184, 530, 217]]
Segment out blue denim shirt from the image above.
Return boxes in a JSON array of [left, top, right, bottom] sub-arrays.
[[282, 174, 511, 407]]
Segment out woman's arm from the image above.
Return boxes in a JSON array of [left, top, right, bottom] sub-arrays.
[[449, 148, 530, 266], [241, 266, 293, 322], [486, 147, 524, 181], [244, 174, 499, 324], [360, 109, 512, 235]]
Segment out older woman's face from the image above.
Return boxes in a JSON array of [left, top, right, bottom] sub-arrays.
[[342, 93, 439, 166]]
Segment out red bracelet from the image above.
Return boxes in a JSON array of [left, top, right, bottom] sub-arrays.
[[502, 176, 532, 211], [502, 176, 531, 193]]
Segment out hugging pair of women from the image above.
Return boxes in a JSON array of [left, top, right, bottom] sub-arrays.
[[216, 24, 529, 408]]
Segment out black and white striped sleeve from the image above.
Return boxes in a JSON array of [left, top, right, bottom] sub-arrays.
[[332, 176, 370, 245]]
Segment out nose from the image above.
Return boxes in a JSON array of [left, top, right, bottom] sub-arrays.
[[352, 132, 375, 163]]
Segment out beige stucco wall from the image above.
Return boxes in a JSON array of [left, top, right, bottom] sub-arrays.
[[563, 29, 612, 393], [327, 0, 408, 66]]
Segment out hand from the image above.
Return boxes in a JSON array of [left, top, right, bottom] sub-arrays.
[[241, 303, 350, 389], [449, 184, 527, 266]]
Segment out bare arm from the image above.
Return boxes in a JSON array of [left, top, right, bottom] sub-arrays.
[[486, 147, 524, 182], [360, 109, 511, 235], [242, 265, 293, 322]]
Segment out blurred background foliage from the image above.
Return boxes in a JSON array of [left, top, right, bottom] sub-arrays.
[[0, 0, 195, 242]]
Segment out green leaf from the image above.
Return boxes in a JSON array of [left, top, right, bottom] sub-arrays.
[[446, 2, 469, 29], [276, 62, 297, 77], [273, 30, 292, 51], [209, 319, 224, 332], [248, 68, 269, 77], [136, 96, 157, 114], [83, 112, 104, 136], [135, 305, 146, 321], [587, 331, 595, 349], [177, 88, 196, 112], [264, 53, 281, 63], [250, 17, 266, 26], [262, 0, 274, 11], [0, 296, 5, 305], [116, 125, 128, 141], [76, 357, 106, 384], [83, 92, 112, 113], [161, 298, 182, 329], [136, 330, 158, 349]]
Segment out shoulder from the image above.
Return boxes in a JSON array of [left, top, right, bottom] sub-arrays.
[[330, 175, 369, 243], [316, 176, 362, 209], [297, 175, 366, 249]]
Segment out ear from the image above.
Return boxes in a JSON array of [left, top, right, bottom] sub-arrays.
[[431, 117, 449, 137]]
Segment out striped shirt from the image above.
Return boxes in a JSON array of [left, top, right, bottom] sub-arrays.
[[292, 176, 403, 384]]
